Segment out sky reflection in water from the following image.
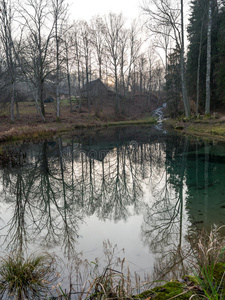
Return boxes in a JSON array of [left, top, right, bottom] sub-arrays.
[[0, 126, 225, 286]]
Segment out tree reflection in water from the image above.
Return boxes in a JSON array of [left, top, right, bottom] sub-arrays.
[[141, 137, 225, 282], [0, 128, 225, 284], [141, 136, 192, 281]]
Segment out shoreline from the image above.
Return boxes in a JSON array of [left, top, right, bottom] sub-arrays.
[[0, 118, 157, 144], [164, 116, 225, 142], [1, 114, 225, 144]]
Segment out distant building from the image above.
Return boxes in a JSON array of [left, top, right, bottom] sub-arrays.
[[81, 79, 108, 98]]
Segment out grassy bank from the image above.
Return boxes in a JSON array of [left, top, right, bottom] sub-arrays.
[[0, 228, 224, 299], [0, 99, 157, 143], [0, 258, 224, 299], [0, 117, 156, 144], [165, 115, 225, 141], [3, 113, 225, 146]]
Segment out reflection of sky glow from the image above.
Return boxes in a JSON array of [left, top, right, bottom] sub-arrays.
[[0, 133, 225, 290], [0, 139, 189, 277], [76, 214, 155, 275]]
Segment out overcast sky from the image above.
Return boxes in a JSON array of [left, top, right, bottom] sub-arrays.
[[68, 0, 191, 30], [69, 0, 142, 21]]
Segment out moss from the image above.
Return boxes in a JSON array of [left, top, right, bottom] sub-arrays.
[[210, 126, 225, 136], [106, 118, 156, 127], [205, 113, 212, 118], [182, 275, 199, 285], [166, 117, 225, 142], [174, 124, 184, 130], [213, 263, 225, 287], [135, 281, 197, 299]]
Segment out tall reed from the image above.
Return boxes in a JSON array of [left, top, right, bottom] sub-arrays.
[[193, 226, 225, 299]]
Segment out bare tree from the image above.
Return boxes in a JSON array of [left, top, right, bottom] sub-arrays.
[[90, 16, 106, 81], [63, 28, 74, 112], [72, 23, 82, 111], [0, 0, 18, 122], [126, 20, 142, 97], [118, 28, 128, 95], [16, 0, 55, 119], [51, 0, 68, 118], [104, 13, 126, 111], [147, 23, 171, 76], [80, 21, 92, 113], [142, 0, 190, 117], [138, 53, 147, 94]]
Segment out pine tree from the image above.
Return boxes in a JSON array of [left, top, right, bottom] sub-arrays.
[[205, 0, 212, 115], [165, 47, 182, 117], [215, 3, 225, 106], [187, 0, 218, 113]]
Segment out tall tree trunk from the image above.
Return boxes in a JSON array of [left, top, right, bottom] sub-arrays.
[[65, 42, 72, 112], [205, 0, 212, 115], [56, 15, 60, 118], [10, 81, 15, 123], [15, 87, 20, 120], [67, 71, 72, 112], [115, 63, 119, 111], [165, 44, 168, 76], [180, 0, 190, 118], [77, 58, 82, 112], [148, 75, 151, 107], [196, 23, 204, 115], [140, 71, 143, 94], [86, 56, 90, 114], [99, 59, 102, 81], [39, 79, 45, 118]]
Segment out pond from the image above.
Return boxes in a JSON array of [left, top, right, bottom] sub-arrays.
[[0, 125, 225, 293]]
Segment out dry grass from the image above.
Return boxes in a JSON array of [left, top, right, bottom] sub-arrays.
[[0, 253, 58, 299], [0, 100, 156, 143], [195, 226, 225, 270], [52, 241, 147, 300], [191, 226, 225, 299], [0, 235, 225, 299]]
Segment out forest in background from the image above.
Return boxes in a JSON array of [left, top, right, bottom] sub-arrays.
[[0, 0, 224, 123], [166, 0, 225, 117]]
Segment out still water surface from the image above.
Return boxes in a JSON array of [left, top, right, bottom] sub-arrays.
[[0, 125, 225, 287]]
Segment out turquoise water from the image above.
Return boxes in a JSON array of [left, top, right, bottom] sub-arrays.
[[0, 126, 225, 289]]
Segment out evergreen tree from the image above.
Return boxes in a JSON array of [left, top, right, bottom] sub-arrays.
[[165, 47, 182, 117], [215, 3, 225, 106], [187, 0, 218, 113], [205, 0, 213, 115]]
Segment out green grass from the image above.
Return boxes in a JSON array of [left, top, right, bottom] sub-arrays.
[[210, 126, 225, 136], [193, 227, 225, 300], [0, 253, 57, 299], [0, 233, 225, 300], [106, 118, 156, 127], [166, 117, 225, 141], [195, 264, 223, 300], [72, 118, 157, 129]]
